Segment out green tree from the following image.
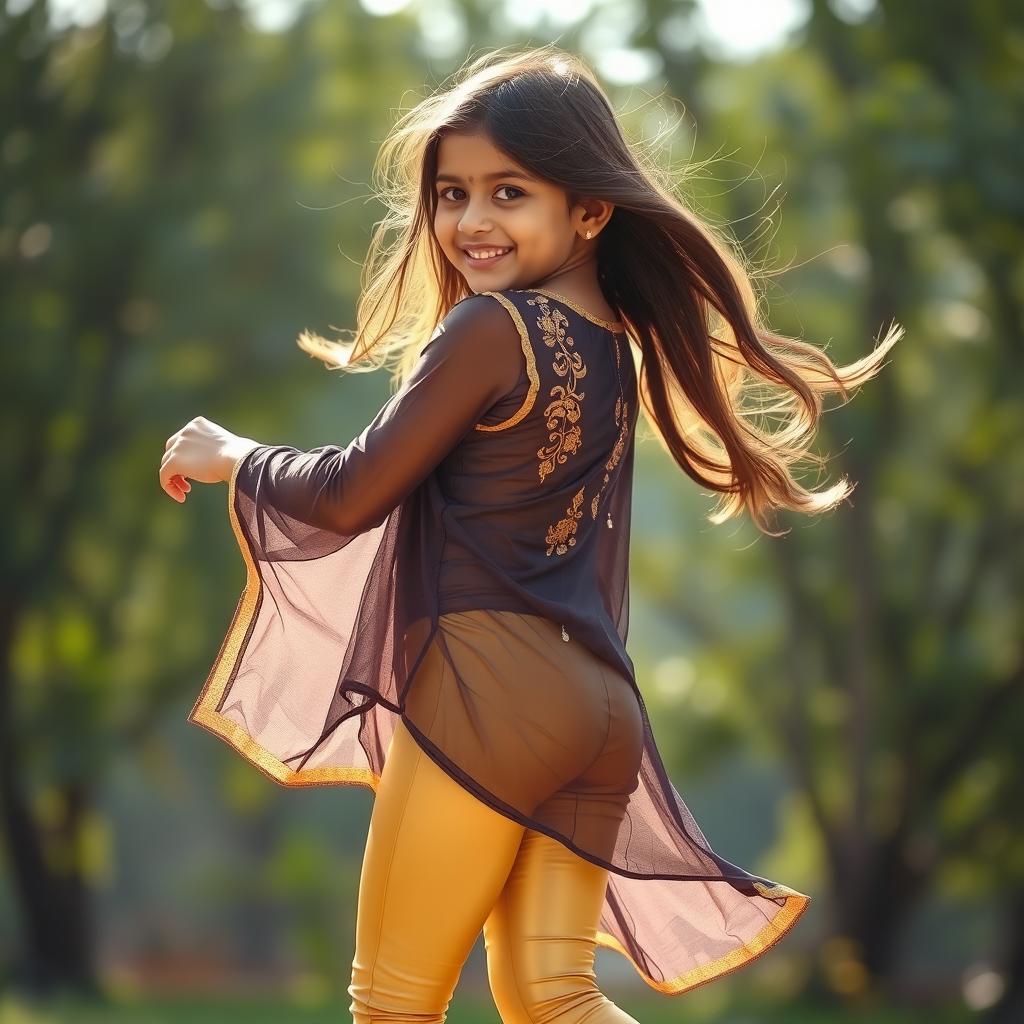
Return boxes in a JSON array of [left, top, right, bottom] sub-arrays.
[[630, 0, 1023, 1013], [0, 0, 411, 995]]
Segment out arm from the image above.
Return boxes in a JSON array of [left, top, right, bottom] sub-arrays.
[[234, 293, 524, 537]]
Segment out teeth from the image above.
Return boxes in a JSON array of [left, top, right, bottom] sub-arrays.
[[466, 247, 511, 260]]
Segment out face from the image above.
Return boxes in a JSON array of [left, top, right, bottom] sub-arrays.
[[432, 130, 597, 291]]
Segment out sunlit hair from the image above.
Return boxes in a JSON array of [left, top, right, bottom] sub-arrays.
[[297, 43, 903, 536]]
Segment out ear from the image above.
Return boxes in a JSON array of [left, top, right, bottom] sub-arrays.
[[574, 198, 615, 240]]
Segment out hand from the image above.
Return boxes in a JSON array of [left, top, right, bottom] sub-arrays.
[[160, 416, 261, 503]]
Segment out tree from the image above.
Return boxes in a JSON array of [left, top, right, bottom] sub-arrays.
[[632, 0, 1024, 1008]]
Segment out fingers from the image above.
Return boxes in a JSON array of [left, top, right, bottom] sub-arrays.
[[162, 431, 180, 499], [160, 445, 190, 503], [162, 470, 187, 502]]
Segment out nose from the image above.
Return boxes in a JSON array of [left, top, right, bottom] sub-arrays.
[[457, 195, 494, 235]]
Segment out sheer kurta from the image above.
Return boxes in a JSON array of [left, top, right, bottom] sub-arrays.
[[189, 285, 811, 996]]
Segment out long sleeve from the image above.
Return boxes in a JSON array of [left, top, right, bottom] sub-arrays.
[[234, 293, 525, 538]]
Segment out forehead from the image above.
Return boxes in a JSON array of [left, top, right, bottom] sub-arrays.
[[434, 132, 534, 183]]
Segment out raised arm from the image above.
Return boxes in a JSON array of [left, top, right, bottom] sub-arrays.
[[233, 293, 524, 537]]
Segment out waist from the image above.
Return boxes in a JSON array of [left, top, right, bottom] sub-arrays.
[[437, 575, 535, 617]]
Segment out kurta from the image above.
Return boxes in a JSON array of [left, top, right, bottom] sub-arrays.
[[188, 284, 811, 996]]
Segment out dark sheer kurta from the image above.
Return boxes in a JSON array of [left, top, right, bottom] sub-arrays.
[[189, 285, 811, 996]]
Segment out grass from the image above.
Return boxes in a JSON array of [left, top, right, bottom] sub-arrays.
[[0, 992, 976, 1024]]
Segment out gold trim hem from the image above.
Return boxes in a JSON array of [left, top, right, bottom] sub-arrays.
[[186, 454, 382, 791], [596, 883, 811, 996]]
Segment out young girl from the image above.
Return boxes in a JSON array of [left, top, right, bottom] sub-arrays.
[[162, 45, 901, 1022]]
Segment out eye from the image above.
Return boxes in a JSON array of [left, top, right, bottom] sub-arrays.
[[437, 185, 526, 202]]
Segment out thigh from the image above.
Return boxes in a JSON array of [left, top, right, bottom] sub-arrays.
[[483, 830, 638, 1024], [348, 716, 526, 1023]]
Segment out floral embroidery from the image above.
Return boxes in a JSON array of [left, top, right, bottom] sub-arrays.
[[589, 397, 629, 521], [527, 293, 587, 483], [589, 333, 630, 523], [545, 485, 585, 556], [529, 286, 625, 333]]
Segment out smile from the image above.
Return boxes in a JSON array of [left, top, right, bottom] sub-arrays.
[[463, 246, 513, 266]]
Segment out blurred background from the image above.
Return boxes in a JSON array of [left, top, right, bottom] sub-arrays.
[[2, 0, 1022, 1021]]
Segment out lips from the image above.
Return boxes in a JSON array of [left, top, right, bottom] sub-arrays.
[[462, 245, 513, 267]]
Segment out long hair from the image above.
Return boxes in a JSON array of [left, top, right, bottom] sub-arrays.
[[298, 44, 903, 537]]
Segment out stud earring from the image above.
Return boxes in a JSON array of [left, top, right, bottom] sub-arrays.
[[585, 230, 592, 239]]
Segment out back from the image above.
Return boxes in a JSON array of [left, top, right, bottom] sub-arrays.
[[436, 287, 638, 660]]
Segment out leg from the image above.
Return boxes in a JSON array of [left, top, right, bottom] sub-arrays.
[[483, 828, 639, 1024], [349, 716, 526, 1023]]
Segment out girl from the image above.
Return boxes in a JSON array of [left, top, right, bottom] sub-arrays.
[[162, 45, 901, 1022]]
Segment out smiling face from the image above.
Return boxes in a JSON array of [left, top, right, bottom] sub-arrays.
[[432, 130, 586, 291]]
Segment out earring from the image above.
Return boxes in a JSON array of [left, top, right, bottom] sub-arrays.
[[585, 230, 592, 239]]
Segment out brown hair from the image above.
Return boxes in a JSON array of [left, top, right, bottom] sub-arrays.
[[298, 44, 903, 536]]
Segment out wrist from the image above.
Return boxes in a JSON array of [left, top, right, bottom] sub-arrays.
[[221, 437, 262, 482]]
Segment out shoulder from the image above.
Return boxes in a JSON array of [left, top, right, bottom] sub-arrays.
[[429, 291, 530, 374], [442, 290, 526, 343], [415, 292, 530, 400]]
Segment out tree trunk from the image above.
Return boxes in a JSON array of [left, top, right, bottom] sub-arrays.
[[0, 601, 99, 997]]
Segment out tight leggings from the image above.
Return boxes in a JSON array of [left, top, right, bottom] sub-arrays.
[[348, 716, 639, 1023]]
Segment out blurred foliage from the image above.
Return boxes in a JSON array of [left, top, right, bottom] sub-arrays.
[[1, 0, 1021, 1019]]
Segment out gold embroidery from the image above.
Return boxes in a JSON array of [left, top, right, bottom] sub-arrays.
[[474, 291, 540, 432], [545, 485, 585, 556], [588, 333, 630, 525], [528, 286, 625, 333], [589, 398, 629, 520], [527, 293, 587, 482]]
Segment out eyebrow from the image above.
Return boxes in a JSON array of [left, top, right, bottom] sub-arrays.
[[435, 169, 536, 184]]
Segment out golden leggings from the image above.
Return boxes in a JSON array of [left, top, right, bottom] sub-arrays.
[[348, 716, 639, 1023]]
